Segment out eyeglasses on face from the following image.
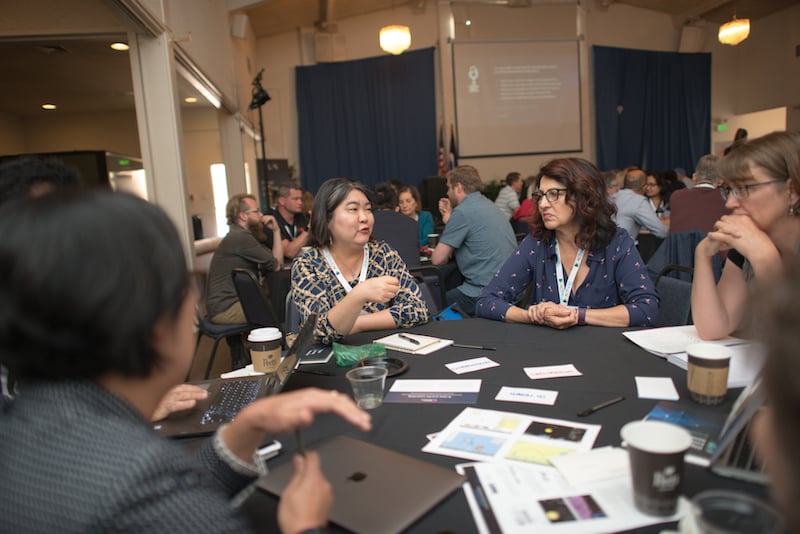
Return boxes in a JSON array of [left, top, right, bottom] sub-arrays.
[[532, 188, 569, 203], [243, 208, 261, 214], [719, 179, 785, 201]]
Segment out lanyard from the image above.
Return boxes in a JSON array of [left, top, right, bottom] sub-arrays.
[[284, 224, 296, 240], [554, 241, 585, 306], [322, 244, 370, 293]]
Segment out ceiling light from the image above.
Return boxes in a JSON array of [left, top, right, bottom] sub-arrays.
[[465, 20, 472, 27], [110, 42, 129, 51], [184, 96, 198, 103], [379, 25, 411, 55], [718, 17, 750, 46], [41, 103, 56, 110]]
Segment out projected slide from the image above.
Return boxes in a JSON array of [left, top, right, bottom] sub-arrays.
[[453, 40, 581, 157]]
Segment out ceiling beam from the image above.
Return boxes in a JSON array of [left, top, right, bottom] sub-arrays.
[[670, 0, 731, 26]]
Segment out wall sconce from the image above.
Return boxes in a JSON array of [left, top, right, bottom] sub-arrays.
[[718, 17, 750, 46], [380, 25, 411, 55]]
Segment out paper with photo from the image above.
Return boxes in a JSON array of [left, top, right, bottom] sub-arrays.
[[635, 376, 679, 400], [496, 386, 558, 406], [457, 460, 682, 534], [422, 407, 600, 466], [447, 357, 500, 375], [524, 364, 582, 380]]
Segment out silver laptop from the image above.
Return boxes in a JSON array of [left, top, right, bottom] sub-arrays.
[[153, 315, 316, 438], [258, 435, 464, 534]]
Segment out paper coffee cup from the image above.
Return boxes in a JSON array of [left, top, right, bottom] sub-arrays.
[[427, 234, 440, 248], [247, 327, 282, 373], [686, 343, 730, 405], [621, 420, 692, 517]]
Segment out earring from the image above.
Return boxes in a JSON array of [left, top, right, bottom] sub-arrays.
[[790, 205, 797, 216]]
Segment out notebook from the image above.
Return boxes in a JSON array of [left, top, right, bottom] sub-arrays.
[[373, 332, 454, 355], [153, 315, 317, 438], [258, 435, 464, 534]]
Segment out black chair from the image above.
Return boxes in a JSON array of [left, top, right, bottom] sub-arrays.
[[284, 289, 302, 334], [191, 270, 250, 379], [232, 268, 283, 329], [372, 210, 421, 267], [654, 264, 694, 327], [409, 265, 448, 314]]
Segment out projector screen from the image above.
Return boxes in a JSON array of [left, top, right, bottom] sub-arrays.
[[452, 40, 582, 157]]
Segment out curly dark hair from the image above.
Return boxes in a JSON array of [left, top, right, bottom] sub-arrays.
[[530, 158, 617, 251]]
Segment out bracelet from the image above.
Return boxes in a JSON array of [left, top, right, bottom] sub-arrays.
[[578, 307, 587, 326]]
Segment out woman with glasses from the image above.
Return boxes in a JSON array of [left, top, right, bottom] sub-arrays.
[[644, 171, 670, 221], [476, 158, 658, 329], [692, 131, 800, 340]]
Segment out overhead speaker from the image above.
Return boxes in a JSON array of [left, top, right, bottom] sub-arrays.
[[232, 14, 248, 39]]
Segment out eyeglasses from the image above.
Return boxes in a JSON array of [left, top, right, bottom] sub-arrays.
[[532, 188, 568, 203], [243, 208, 261, 214], [719, 179, 785, 201]]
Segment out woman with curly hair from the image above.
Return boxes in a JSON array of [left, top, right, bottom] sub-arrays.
[[476, 157, 658, 329]]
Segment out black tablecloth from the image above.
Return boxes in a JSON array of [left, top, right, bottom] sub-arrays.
[[240, 319, 768, 533]]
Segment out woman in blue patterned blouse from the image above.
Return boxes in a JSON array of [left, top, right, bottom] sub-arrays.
[[292, 178, 430, 345], [476, 158, 658, 329]]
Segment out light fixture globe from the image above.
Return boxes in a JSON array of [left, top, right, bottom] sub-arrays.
[[380, 25, 411, 55], [718, 18, 750, 46]]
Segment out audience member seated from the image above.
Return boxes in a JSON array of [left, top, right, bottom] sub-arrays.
[[611, 167, 668, 240], [692, 131, 800, 340], [398, 185, 434, 247], [750, 257, 800, 533], [0, 190, 371, 533], [494, 171, 523, 219], [269, 182, 310, 261], [370, 182, 420, 267], [668, 154, 730, 234], [432, 166, 517, 316], [206, 193, 283, 368], [511, 196, 538, 235], [603, 169, 622, 196], [644, 170, 670, 221], [476, 158, 658, 329], [291, 178, 429, 345]]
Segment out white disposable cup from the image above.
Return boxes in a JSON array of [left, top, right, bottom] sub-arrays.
[[686, 343, 730, 405], [247, 327, 282, 373], [345, 366, 388, 410], [621, 420, 693, 517]]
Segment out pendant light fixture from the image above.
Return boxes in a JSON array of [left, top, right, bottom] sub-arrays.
[[718, 3, 750, 46], [379, 1, 411, 55]]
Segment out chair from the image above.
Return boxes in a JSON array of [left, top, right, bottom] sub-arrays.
[[647, 230, 724, 284], [231, 268, 283, 330], [654, 264, 694, 327], [372, 210, 422, 267], [284, 289, 302, 334], [409, 265, 448, 314], [191, 270, 250, 380]]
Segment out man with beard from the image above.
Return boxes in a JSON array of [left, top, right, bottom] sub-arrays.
[[206, 194, 283, 368]]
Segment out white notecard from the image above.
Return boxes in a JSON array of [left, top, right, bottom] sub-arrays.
[[446, 357, 500, 375], [524, 363, 582, 380], [495, 386, 558, 405], [635, 376, 679, 400]]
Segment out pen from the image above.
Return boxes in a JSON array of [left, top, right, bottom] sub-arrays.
[[296, 369, 334, 376], [295, 429, 306, 457], [398, 333, 420, 345], [576, 396, 625, 417], [452, 343, 496, 351]]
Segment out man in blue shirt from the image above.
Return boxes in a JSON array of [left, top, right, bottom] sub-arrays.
[[432, 166, 517, 316], [611, 168, 668, 240]]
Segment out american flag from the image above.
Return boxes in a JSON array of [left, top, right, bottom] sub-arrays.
[[437, 124, 447, 177]]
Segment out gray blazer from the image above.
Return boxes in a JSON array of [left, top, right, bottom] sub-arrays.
[[0, 381, 257, 533]]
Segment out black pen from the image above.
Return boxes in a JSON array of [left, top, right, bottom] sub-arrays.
[[398, 333, 420, 345], [452, 343, 496, 351], [295, 429, 306, 457], [296, 369, 334, 376], [577, 396, 625, 417]]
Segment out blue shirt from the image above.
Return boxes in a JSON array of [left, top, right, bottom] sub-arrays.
[[475, 228, 659, 326], [416, 210, 434, 246], [440, 192, 517, 297]]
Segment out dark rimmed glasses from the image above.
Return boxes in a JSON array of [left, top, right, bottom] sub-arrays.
[[532, 188, 569, 203], [719, 179, 785, 201]]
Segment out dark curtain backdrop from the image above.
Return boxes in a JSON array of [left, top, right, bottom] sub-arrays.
[[296, 48, 437, 193], [593, 45, 710, 173]]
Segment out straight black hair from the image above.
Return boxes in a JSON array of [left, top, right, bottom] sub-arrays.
[[308, 178, 374, 248], [0, 190, 189, 380]]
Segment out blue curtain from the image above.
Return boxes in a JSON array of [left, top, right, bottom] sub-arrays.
[[593, 45, 710, 173], [296, 48, 437, 193]]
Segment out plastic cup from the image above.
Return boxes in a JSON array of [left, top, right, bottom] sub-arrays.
[[427, 234, 440, 248], [686, 343, 730, 405], [621, 420, 693, 517], [679, 490, 783, 533], [247, 327, 282, 373], [345, 365, 388, 409]]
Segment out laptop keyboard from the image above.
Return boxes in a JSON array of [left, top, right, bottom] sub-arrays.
[[200, 378, 264, 425]]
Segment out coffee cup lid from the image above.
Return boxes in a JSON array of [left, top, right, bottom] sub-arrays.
[[685, 342, 730, 360], [248, 327, 282, 342]]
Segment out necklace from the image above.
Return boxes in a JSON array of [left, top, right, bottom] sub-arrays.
[[323, 245, 370, 293]]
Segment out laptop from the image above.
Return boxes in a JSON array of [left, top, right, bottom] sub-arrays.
[[153, 314, 317, 438], [258, 435, 464, 534]]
